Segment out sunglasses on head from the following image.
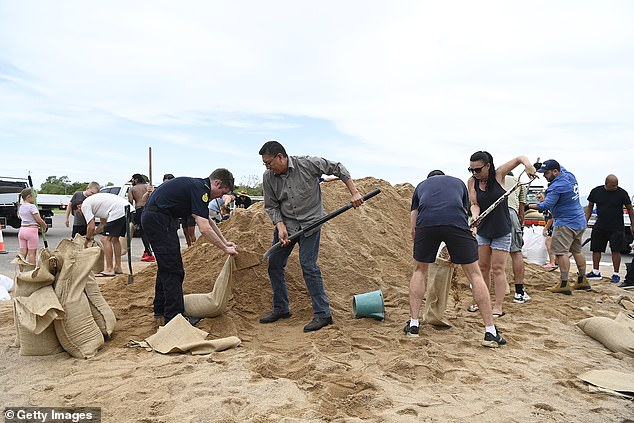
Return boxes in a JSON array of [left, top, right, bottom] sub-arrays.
[[468, 165, 487, 174]]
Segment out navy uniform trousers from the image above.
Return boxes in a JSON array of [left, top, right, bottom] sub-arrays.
[[141, 208, 185, 322]]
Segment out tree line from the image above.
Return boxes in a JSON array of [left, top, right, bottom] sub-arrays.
[[38, 175, 263, 196]]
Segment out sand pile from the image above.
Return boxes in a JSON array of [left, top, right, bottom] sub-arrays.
[[1, 176, 633, 422]]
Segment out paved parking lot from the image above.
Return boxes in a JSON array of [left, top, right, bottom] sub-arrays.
[[0, 212, 190, 277]]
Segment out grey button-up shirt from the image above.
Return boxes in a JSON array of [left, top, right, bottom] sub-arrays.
[[263, 155, 352, 236]]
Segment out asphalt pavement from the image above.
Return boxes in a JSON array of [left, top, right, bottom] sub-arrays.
[[0, 212, 190, 277]]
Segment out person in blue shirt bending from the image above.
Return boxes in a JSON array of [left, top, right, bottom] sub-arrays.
[[529, 160, 588, 294]]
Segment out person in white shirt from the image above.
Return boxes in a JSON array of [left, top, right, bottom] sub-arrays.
[[80, 193, 133, 276]]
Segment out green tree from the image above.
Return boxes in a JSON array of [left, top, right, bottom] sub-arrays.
[[235, 174, 262, 196], [39, 176, 72, 194]]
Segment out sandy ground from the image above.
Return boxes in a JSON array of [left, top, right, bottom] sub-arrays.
[[1, 177, 633, 422]]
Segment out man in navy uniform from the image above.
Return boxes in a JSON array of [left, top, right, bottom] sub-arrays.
[[142, 168, 238, 324]]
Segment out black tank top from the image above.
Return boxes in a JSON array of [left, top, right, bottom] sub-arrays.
[[475, 177, 511, 238]]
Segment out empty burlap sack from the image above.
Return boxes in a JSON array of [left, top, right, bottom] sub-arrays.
[[54, 246, 105, 358], [578, 369, 634, 397], [85, 273, 116, 338], [184, 256, 236, 318], [12, 250, 60, 349], [141, 314, 241, 355], [577, 315, 634, 357], [423, 257, 454, 327]]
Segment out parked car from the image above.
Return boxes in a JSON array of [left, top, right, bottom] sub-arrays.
[[523, 185, 546, 226]]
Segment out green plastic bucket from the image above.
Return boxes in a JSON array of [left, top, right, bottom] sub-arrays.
[[352, 289, 385, 320]]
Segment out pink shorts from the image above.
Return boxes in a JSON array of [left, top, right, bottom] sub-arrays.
[[18, 226, 39, 249]]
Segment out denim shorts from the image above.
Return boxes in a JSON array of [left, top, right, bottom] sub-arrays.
[[476, 232, 512, 252]]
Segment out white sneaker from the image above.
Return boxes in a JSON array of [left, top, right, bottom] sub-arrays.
[[513, 291, 531, 304]]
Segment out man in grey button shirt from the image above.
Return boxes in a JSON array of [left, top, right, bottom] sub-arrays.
[[258, 140, 363, 332]]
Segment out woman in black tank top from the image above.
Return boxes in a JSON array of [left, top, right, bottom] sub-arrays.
[[467, 151, 537, 317]]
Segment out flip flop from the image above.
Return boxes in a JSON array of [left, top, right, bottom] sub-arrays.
[[115, 271, 124, 274], [493, 311, 506, 318], [467, 304, 479, 313], [95, 272, 116, 277]]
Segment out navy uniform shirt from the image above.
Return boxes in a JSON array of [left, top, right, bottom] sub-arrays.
[[146, 177, 211, 219]]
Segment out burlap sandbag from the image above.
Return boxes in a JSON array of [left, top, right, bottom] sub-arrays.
[[423, 257, 454, 327], [143, 314, 241, 355], [15, 285, 64, 334], [183, 256, 236, 318], [85, 272, 116, 338], [14, 249, 59, 296], [54, 246, 105, 358], [577, 316, 634, 357], [71, 234, 105, 274], [13, 299, 64, 356], [11, 254, 36, 272], [12, 249, 60, 349], [614, 311, 634, 332]]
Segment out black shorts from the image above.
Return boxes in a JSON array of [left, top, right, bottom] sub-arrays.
[[133, 207, 143, 225], [72, 225, 87, 237], [181, 216, 196, 228], [103, 216, 127, 238], [590, 227, 625, 253], [413, 226, 479, 264]]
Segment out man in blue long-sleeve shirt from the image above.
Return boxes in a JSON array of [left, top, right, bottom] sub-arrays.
[[529, 160, 588, 294]]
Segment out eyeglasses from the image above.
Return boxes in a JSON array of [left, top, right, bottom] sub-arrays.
[[262, 155, 277, 168], [468, 165, 487, 174]]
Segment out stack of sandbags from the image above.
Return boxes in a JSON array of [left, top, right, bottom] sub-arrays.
[[12, 238, 117, 358], [13, 250, 65, 356]]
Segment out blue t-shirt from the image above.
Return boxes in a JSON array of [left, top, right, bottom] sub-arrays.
[[411, 175, 470, 229], [536, 169, 586, 230], [147, 177, 211, 219]]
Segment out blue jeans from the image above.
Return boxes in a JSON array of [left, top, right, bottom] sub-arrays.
[[267, 228, 331, 318]]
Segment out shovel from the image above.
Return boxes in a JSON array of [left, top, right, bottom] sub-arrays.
[[125, 205, 134, 284], [470, 171, 537, 228], [262, 188, 381, 260]]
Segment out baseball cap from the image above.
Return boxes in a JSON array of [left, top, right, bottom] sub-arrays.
[[537, 159, 560, 173]]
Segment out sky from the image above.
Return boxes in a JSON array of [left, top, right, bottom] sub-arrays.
[[1, 1, 633, 197]]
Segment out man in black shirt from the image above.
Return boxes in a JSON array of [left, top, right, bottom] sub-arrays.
[[584, 174, 634, 284], [142, 168, 238, 324]]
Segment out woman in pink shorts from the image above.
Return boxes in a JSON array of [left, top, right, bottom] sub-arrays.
[[18, 188, 48, 265]]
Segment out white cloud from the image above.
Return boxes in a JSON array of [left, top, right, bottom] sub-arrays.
[[0, 1, 633, 194]]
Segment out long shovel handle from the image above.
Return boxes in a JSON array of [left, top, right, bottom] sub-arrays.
[[470, 173, 537, 228], [125, 205, 134, 284], [262, 188, 381, 260], [28, 175, 48, 248]]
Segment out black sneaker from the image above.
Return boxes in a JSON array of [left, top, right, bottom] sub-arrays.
[[184, 315, 202, 327], [481, 328, 506, 348], [403, 320, 420, 337], [618, 279, 634, 290]]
